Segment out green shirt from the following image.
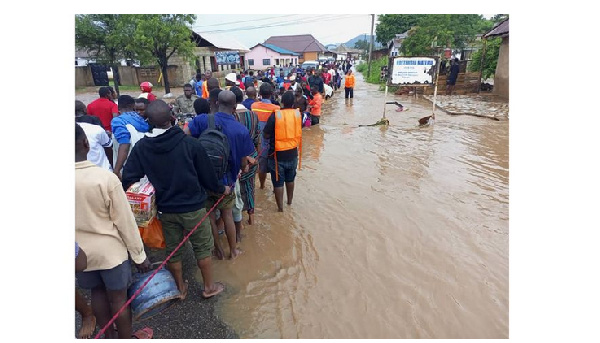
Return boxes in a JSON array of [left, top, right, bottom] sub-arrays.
[[174, 94, 199, 114]]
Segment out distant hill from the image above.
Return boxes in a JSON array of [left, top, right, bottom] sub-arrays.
[[344, 34, 385, 50], [324, 35, 385, 51]]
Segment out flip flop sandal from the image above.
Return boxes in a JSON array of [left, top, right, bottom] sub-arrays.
[[132, 327, 153, 339]]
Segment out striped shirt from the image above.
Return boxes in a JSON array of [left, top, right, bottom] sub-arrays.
[[235, 104, 260, 150]]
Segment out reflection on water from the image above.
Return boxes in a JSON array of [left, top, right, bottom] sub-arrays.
[[199, 72, 509, 338]]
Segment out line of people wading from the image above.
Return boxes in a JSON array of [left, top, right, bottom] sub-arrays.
[[74, 65, 351, 338]]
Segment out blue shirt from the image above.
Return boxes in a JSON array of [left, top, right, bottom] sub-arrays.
[[242, 98, 256, 111], [188, 112, 255, 184], [194, 80, 203, 96], [111, 111, 150, 144], [276, 76, 285, 87]]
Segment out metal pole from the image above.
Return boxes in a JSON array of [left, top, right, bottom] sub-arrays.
[[383, 84, 388, 119], [432, 57, 441, 119], [367, 14, 375, 79], [477, 39, 487, 94]]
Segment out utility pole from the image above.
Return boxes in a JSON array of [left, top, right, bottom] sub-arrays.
[[477, 38, 487, 94], [367, 14, 375, 79]]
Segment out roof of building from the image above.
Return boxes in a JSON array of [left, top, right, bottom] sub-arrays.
[[330, 44, 362, 54], [484, 18, 509, 38], [388, 31, 409, 49], [251, 43, 300, 56], [264, 34, 326, 53], [191, 31, 250, 52], [75, 49, 92, 59]]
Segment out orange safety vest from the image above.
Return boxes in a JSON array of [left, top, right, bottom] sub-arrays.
[[251, 101, 280, 122], [273, 108, 302, 181], [201, 82, 209, 99]]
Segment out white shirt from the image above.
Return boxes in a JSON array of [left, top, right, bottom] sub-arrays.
[[323, 83, 333, 97], [79, 122, 113, 170]]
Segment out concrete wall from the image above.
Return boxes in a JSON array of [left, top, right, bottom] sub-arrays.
[[494, 36, 509, 100], [75, 49, 247, 89], [117, 66, 138, 86], [171, 47, 244, 83], [75, 66, 95, 87]]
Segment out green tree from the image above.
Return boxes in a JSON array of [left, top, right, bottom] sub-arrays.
[[354, 39, 369, 51], [75, 14, 136, 95], [126, 14, 196, 94], [491, 14, 509, 23], [468, 37, 502, 79], [401, 14, 491, 57], [375, 14, 425, 45], [354, 39, 369, 59]]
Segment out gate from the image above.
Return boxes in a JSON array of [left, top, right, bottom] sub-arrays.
[[89, 64, 110, 86]]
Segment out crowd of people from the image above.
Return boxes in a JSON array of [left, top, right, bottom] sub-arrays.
[[74, 62, 353, 338]]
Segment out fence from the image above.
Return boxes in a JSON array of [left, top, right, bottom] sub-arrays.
[[75, 65, 181, 88]]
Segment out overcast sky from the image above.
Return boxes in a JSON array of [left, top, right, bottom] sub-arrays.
[[193, 14, 376, 48], [193, 14, 497, 49]]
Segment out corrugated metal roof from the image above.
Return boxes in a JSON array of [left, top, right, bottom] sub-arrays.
[[260, 43, 300, 56], [264, 34, 326, 53], [193, 32, 250, 52], [484, 18, 509, 38], [331, 44, 362, 54]]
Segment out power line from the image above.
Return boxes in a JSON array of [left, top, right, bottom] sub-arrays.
[[197, 14, 362, 34], [192, 14, 305, 29], [197, 14, 339, 33]]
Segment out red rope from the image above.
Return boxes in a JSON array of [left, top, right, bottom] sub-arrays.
[[94, 139, 263, 338], [94, 189, 228, 339]]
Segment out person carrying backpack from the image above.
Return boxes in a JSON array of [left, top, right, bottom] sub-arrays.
[[185, 90, 255, 260], [122, 100, 230, 300]]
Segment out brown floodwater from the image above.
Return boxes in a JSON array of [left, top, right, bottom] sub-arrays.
[[196, 73, 509, 339]]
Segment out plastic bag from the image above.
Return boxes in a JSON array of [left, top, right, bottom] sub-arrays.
[[138, 217, 165, 249]]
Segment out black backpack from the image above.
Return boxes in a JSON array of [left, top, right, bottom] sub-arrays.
[[198, 114, 230, 183]]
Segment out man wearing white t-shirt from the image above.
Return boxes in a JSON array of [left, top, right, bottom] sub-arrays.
[[76, 100, 113, 170], [78, 122, 113, 171]]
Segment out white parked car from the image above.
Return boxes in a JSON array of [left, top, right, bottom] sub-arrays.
[[301, 60, 319, 71]]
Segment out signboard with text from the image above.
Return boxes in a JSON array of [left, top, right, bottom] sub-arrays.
[[388, 57, 438, 86], [215, 51, 240, 65]]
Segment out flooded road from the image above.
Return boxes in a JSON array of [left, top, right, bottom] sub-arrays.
[[203, 73, 508, 339], [74, 70, 508, 338]]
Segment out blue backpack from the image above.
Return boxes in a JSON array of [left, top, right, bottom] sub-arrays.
[[198, 114, 230, 184], [244, 76, 255, 89]]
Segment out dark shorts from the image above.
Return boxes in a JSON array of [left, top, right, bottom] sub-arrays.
[[258, 155, 269, 174], [310, 114, 320, 125], [205, 191, 236, 210], [446, 78, 457, 86], [268, 157, 298, 187], [76, 260, 132, 291], [160, 209, 214, 262]]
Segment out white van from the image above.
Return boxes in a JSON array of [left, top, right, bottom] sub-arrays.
[[301, 60, 319, 71]]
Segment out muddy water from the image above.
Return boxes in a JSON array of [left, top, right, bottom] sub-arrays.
[[197, 73, 509, 339]]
